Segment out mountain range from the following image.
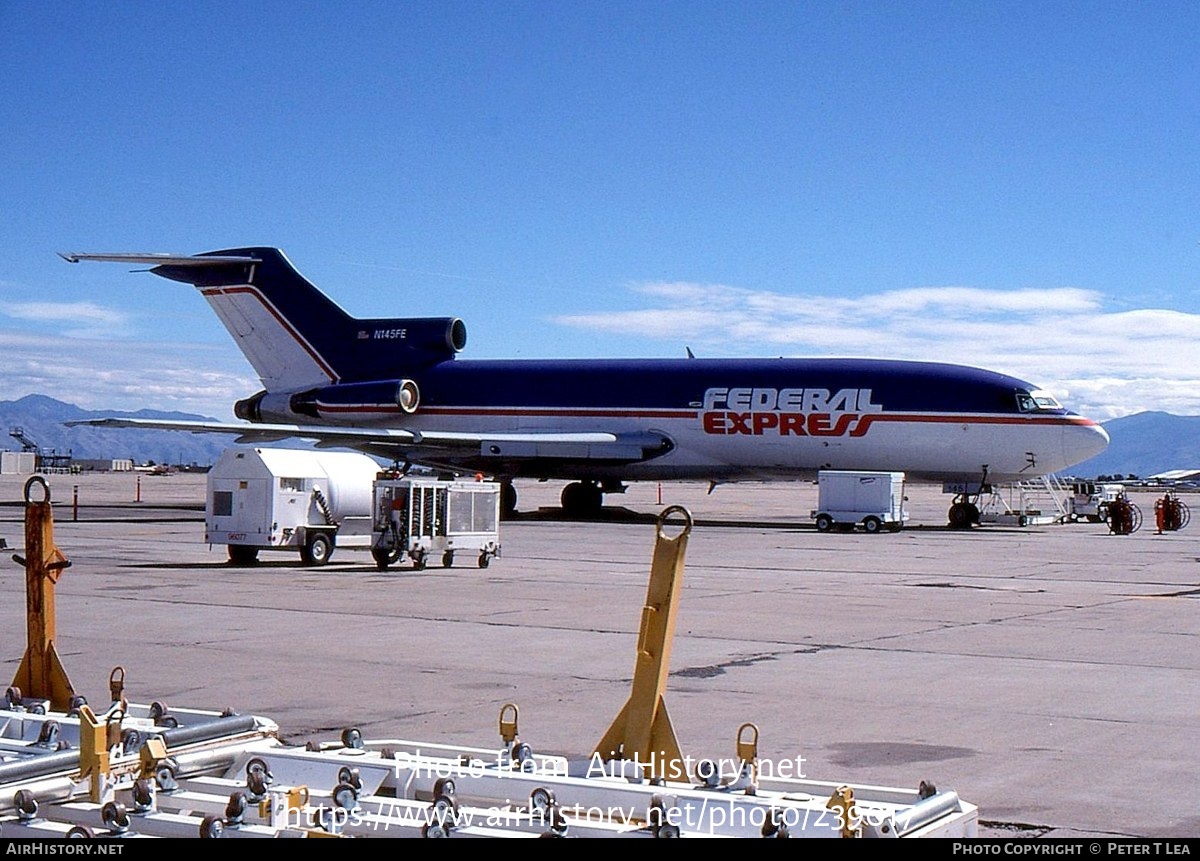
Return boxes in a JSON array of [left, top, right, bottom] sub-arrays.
[[0, 394, 1194, 478], [1069, 411, 1200, 479], [0, 394, 229, 466]]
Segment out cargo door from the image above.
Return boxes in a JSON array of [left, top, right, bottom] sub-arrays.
[[277, 476, 314, 545], [473, 487, 499, 534], [208, 477, 272, 546], [890, 476, 906, 522], [447, 489, 474, 536], [446, 486, 499, 537], [817, 473, 851, 512], [851, 475, 882, 514]]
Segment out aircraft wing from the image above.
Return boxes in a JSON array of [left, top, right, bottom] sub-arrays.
[[65, 418, 673, 466]]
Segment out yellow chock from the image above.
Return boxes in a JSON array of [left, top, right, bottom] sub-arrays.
[[139, 737, 169, 779], [593, 507, 693, 781], [498, 703, 519, 746], [77, 704, 111, 802], [11, 477, 77, 710], [827, 785, 859, 838]]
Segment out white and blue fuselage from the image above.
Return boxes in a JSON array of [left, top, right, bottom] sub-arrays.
[[261, 356, 1106, 485], [61, 247, 1109, 508]]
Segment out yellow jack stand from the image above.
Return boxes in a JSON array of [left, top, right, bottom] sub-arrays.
[[11, 476, 77, 710], [593, 506, 692, 781]]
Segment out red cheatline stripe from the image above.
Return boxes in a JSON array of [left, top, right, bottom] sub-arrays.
[[850, 413, 1100, 432], [311, 405, 1097, 426], [317, 405, 699, 418]]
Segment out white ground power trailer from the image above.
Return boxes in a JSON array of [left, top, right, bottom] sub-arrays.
[[811, 470, 908, 533], [206, 447, 379, 565]]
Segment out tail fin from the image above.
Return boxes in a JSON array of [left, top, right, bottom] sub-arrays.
[[63, 247, 466, 391]]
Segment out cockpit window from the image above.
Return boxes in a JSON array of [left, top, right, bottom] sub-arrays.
[[1016, 389, 1063, 412]]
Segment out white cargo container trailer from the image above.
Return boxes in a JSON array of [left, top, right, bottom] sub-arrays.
[[206, 447, 380, 565], [811, 470, 908, 533]]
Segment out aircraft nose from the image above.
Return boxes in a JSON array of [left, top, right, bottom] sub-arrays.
[[1063, 421, 1110, 469]]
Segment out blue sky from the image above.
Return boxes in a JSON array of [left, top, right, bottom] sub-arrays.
[[2, 1, 1197, 421]]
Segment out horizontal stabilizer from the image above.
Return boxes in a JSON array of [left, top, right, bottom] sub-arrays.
[[59, 252, 261, 266]]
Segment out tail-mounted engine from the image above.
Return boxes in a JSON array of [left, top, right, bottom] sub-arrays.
[[236, 379, 421, 423], [352, 317, 467, 370]]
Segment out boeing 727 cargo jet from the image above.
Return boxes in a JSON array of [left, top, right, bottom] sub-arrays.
[[61, 248, 1109, 525]]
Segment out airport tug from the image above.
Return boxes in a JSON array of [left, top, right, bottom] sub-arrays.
[[2, 480, 977, 838]]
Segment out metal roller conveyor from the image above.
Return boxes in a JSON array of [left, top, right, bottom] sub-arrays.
[[0, 776, 77, 816], [0, 749, 80, 785], [157, 714, 262, 748], [885, 790, 963, 837]]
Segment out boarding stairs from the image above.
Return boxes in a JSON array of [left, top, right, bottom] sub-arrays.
[[8, 426, 73, 473], [979, 474, 1071, 526]]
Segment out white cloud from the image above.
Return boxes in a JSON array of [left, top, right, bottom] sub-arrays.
[[0, 329, 254, 419], [867, 286, 1100, 315], [554, 281, 1200, 418], [0, 301, 128, 338]]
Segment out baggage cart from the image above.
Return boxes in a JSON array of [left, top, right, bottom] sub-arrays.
[[372, 473, 501, 570], [811, 470, 908, 533]]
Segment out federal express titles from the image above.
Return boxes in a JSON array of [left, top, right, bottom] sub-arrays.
[[701, 386, 882, 437]]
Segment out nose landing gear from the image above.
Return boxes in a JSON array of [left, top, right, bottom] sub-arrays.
[[947, 498, 980, 529], [947, 467, 988, 529]]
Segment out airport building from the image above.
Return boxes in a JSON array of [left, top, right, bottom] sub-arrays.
[[0, 450, 36, 475], [73, 458, 136, 472]]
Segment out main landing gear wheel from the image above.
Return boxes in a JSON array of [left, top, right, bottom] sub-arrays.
[[302, 532, 334, 566], [372, 546, 400, 570], [500, 481, 518, 519], [227, 545, 259, 565], [947, 502, 978, 529], [561, 481, 603, 517]]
